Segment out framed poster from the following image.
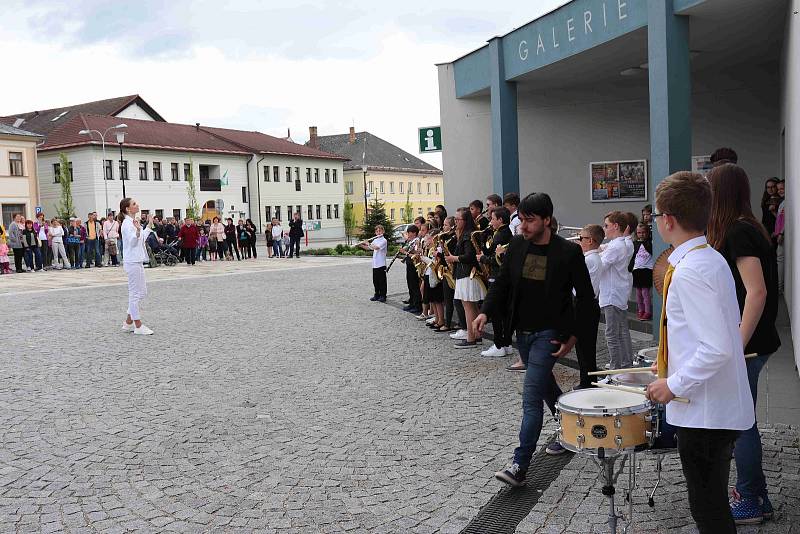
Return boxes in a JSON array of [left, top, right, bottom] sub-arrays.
[[692, 155, 713, 176], [590, 159, 648, 202]]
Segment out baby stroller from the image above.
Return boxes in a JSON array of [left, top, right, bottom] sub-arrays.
[[147, 234, 181, 267]]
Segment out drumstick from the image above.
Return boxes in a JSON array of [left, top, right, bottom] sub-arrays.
[[588, 367, 656, 376], [592, 382, 690, 404], [745, 353, 757, 359]]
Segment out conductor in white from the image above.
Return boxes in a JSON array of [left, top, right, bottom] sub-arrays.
[[119, 198, 154, 335]]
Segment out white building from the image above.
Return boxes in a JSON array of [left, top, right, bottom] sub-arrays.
[[1, 95, 348, 241]]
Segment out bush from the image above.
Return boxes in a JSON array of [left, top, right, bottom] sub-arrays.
[[335, 244, 346, 254]]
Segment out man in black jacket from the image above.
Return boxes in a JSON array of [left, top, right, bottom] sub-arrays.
[[475, 192, 595, 487], [288, 212, 304, 258]]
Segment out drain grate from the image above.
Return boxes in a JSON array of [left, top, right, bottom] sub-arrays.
[[459, 436, 575, 534]]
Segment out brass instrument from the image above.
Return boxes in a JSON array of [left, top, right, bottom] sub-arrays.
[[354, 235, 382, 248], [469, 230, 489, 293], [438, 231, 456, 289]]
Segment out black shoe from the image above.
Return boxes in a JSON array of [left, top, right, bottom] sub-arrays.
[[377, 296, 386, 302], [454, 340, 478, 349], [495, 463, 526, 487], [402, 299, 410, 304], [370, 296, 379, 301], [402, 305, 415, 312]]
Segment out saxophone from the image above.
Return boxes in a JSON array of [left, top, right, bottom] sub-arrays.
[[469, 230, 489, 293], [439, 232, 456, 289]]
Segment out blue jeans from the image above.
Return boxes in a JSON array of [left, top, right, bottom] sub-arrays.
[[273, 241, 283, 257], [735, 352, 771, 500], [24, 246, 43, 270], [86, 239, 101, 266], [117, 238, 123, 260], [514, 329, 562, 471]]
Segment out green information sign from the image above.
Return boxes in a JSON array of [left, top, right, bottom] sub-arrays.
[[418, 126, 442, 153], [305, 220, 321, 231]]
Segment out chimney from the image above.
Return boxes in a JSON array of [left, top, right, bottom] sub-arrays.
[[349, 126, 357, 144], [309, 126, 318, 148], [195, 122, 200, 131]]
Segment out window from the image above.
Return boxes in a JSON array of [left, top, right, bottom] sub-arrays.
[[325, 169, 330, 183], [141, 210, 149, 217], [326, 205, 331, 219], [242, 187, 247, 203], [287, 206, 293, 221], [399, 182, 404, 194], [139, 161, 148, 180], [418, 208, 423, 215], [296, 205, 301, 218], [53, 162, 60, 183], [307, 205, 313, 220], [389, 182, 394, 193], [183, 163, 191, 180], [435, 183, 439, 195], [379, 181, 384, 194], [417, 182, 421, 194], [344, 181, 353, 194], [265, 206, 271, 221], [315, 205, 321, 219], [153, 162, 162, 181], [408, 181, 412, 193], [286, 166, 291, 183], [427, 183, 431, 195], [275, 206, 281, 221], [171, 163, 179, 181], [334, 204, 339, 219], [295, 168, 301, 191], [314, 168, 320, 183], [104, 160, 113, 180], [9, 152, 23, 176], [390, 208, 395, 220], [263, 165, 270, 182], [400, 208, 405, 219], [155, 209, 164, 219], [273, 166, 279, 182], [332, 169, 338, 183], [306, 168, 311, 183], [173, 209, 181, 219], [368, 181, 373, 193], [119, 160, 128, 181]]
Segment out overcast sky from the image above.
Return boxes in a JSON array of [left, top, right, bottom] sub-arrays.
[[1, 0, 567, 168]]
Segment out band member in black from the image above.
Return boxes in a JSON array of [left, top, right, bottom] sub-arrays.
[[445, 207, 486, 349], [476, 193, 594, 486], [470, 200, 489, 231], [476, 206, 513, 358], [402, 225, 422, 313]]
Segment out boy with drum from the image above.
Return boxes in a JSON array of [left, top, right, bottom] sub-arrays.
[[645, 172, 754, 534]]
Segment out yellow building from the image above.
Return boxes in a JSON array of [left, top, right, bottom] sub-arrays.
[[0, 123, 42, 228], [311, 128, 444, 228]]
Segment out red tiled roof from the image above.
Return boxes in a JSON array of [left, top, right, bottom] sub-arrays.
[[201, 126, 348, 160], [0, 95, 165, 138], [40, 114, 251, 156]]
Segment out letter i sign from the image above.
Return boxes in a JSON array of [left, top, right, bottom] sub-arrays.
[[418, 126, 442, 153]]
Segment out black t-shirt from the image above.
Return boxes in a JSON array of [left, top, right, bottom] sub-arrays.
[[516, 242, 551, 332], [720, 220, 781, 355]]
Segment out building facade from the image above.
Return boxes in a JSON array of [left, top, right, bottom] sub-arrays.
[[0, 124, 42, 228], [312, 128, 444, 228]]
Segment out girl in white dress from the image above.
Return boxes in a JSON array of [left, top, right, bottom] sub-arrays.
[[118, 198, 154, 335]]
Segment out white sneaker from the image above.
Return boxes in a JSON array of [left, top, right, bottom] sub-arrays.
[[415, 314, 427, 321], [604, 362, 612, 370], [481, 345, 507, 358], [504, 346, 515, 355], [449, 329, 468, 340], [426, 317, 436, 325], [134, 325, 154, 335], [121, 322, 135, 333]]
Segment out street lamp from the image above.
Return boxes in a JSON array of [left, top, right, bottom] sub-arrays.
[[78, 123, 127, 215], [116, 130, 127, 199], [361, 165, 369, 219]]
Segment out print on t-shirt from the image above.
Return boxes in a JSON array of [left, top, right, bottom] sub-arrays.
[[522, 253, 547, 281]]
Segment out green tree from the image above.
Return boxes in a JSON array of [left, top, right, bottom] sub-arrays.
[[186, 156, 200, 219], [359, 197, 393, 240], [56, 152, 76, 219], [402, 191, 413, 224], [343, 197, 356, 245]]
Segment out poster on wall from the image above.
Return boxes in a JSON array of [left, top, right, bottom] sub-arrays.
[[692, 155, 713, 176], [590, 160, 648, 202]]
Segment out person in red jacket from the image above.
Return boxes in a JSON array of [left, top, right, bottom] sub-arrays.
[[177, 218, 200, 266]]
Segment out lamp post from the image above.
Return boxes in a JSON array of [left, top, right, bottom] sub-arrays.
[[361, 165, 369, 220], [78, 123, 127, 215], [116, 130, 127, 199]]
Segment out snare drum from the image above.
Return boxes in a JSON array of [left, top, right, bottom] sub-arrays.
[[557, 389, 656, 456], [635, 347, 658, 368], [608, 372, 657, 388]]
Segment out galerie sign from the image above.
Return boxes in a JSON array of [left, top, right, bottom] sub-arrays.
[[590, 160, 647, 202], [504, 0, 647, 80]]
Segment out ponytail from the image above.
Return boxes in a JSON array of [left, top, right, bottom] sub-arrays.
[[117, 198, 132, 224]]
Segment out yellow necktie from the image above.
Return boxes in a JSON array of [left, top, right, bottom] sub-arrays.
[[656, 244, 709, 379]]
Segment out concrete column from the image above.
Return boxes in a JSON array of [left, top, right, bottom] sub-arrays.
[[488, 37, 520, 197], [647, 0, 692, 337]]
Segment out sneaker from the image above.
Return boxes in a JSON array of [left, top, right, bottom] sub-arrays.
[[426, 317, 436, 325], [134, 325, 154, 336], [545, 441, 568, 455], [450, 329, 467, 340], [495, 463, 526, 487], [481, 345, 507, 358], [454, 340, 477, 349], [506, 363, 527, 373], [604, 362, 612, 370], [504, 346, 515, 355], [415, 314, 427, 321], [730, 493, 764, 525], [369, 296, 379, 301], [377, 296, 386, 303], [121, 322, 135, 333]]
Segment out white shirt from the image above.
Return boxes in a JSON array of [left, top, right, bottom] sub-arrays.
[[633, 241, 654, 270], [103, 219, 119, 240], [49, 226, 64, 244], [121, 216, 152, 264], [664, 236, 754, 431], [598, 236, 633, 309], [583, 249, 602, 298], [509, 211, 521, 236], [272, 225, 283, 239], [371, 235, 388, 268]]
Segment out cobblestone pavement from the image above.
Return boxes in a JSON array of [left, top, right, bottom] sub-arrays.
[[0, 261, 797, 533]]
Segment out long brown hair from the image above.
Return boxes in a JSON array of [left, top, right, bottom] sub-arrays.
[[707, 164, 771, 249], [455, 207, 476, 240], [117, 198, 132, 224]]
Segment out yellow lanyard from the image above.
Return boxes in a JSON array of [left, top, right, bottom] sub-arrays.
[[656, 243, 709, 378]]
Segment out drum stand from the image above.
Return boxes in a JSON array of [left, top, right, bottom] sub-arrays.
[[592, 450, 636, 534]]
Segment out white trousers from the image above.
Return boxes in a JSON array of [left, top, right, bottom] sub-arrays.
[[51, 242, 70, 268], [124, 262, 147, 321]]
